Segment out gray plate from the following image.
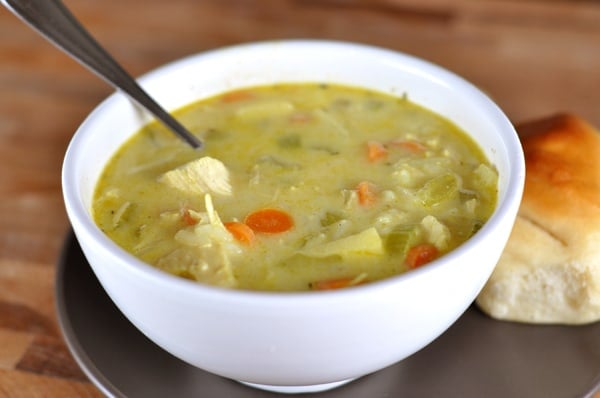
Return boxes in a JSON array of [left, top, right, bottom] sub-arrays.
[[56, 232, 600, 398]]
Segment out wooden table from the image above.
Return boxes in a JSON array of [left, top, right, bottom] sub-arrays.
[[0, 0, 599, 396]]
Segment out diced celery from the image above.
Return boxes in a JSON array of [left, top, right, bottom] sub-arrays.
[[385, 224, 419, 255], [278, 134, 302, 148], [320, 211, 344, 227], [417, 173, 459, 207], [470, 220, 484, 237]]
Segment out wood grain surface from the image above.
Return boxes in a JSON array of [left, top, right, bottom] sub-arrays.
[[0, 0, 599, 396]]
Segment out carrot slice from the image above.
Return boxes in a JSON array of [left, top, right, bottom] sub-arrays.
[[405, 244, 439, 269], [224, 221, 256, 245], [221, 89, 255, 103], [366, 140, 388, 162], [389, 139, 427, 154], [310, 275, 367, 291], [310, 277, 356, 291], [244, 208, 294, 233], [356, 181, 377, 207]]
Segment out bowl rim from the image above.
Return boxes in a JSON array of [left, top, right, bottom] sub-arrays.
[[62, 39, 525, 305]]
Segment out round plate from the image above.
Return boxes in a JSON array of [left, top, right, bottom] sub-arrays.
[[55, 232, 600, 397]]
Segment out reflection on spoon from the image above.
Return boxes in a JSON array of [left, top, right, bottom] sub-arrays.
[[1, 0, 203, 149]]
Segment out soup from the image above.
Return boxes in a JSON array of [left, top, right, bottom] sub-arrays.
[[93, 83, 498, 291]]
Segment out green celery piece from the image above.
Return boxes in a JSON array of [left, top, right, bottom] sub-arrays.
[[320, 211, 344, 227], [385, 224, 419, 255], [417, 173, 459, 207], [470, 220, 484, 237], [277, 134, 302, 148]]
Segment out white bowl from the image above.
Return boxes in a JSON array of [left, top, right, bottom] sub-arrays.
[[62, 40, 524, 393]]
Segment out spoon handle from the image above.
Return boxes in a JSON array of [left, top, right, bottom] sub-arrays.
[[2, 0, 202, 149]]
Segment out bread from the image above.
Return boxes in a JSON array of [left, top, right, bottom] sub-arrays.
[[476, 114, 600, 324]]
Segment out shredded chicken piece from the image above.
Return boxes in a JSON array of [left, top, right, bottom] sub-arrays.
[[158, 156, 232, 196], [165, 194, 238, 287], [112, 201, 132, 228], [421, 215, 450, 250]]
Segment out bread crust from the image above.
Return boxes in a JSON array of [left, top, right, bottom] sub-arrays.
[[476, 114, 600, 324]]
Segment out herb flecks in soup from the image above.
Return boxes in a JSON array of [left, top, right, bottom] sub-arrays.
[[93, 83, 498, 291]]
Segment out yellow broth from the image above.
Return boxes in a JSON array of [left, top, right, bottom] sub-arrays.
[[93, 83, 498, 291]]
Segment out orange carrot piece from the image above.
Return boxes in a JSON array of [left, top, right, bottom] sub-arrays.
[[389, 139, 427, 154], [311, 274, 368, 290], [244, 208, 294, 234], [310, 277, 357, 291], [366, 140, 388, 162], [181, 209, 199, 226], [224, 221, 256, 245], [356, 181, 377, 207], [405, 244, 439, 269], [221, 89, 255, 103]]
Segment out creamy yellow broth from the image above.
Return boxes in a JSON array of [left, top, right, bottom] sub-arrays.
[[93, 83, 498, 291]]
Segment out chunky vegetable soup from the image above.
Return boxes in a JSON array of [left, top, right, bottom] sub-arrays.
[[93, 83, 498, 291]]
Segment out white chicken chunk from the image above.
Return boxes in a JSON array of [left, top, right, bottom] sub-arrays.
[[158, 156, 232, 196], [421, 215, 450, 250]]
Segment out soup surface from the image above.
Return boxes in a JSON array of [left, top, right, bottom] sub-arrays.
[[93, 83, 498, 291]]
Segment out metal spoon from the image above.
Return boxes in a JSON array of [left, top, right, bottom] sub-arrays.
[[2, 0, 203, 149]]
